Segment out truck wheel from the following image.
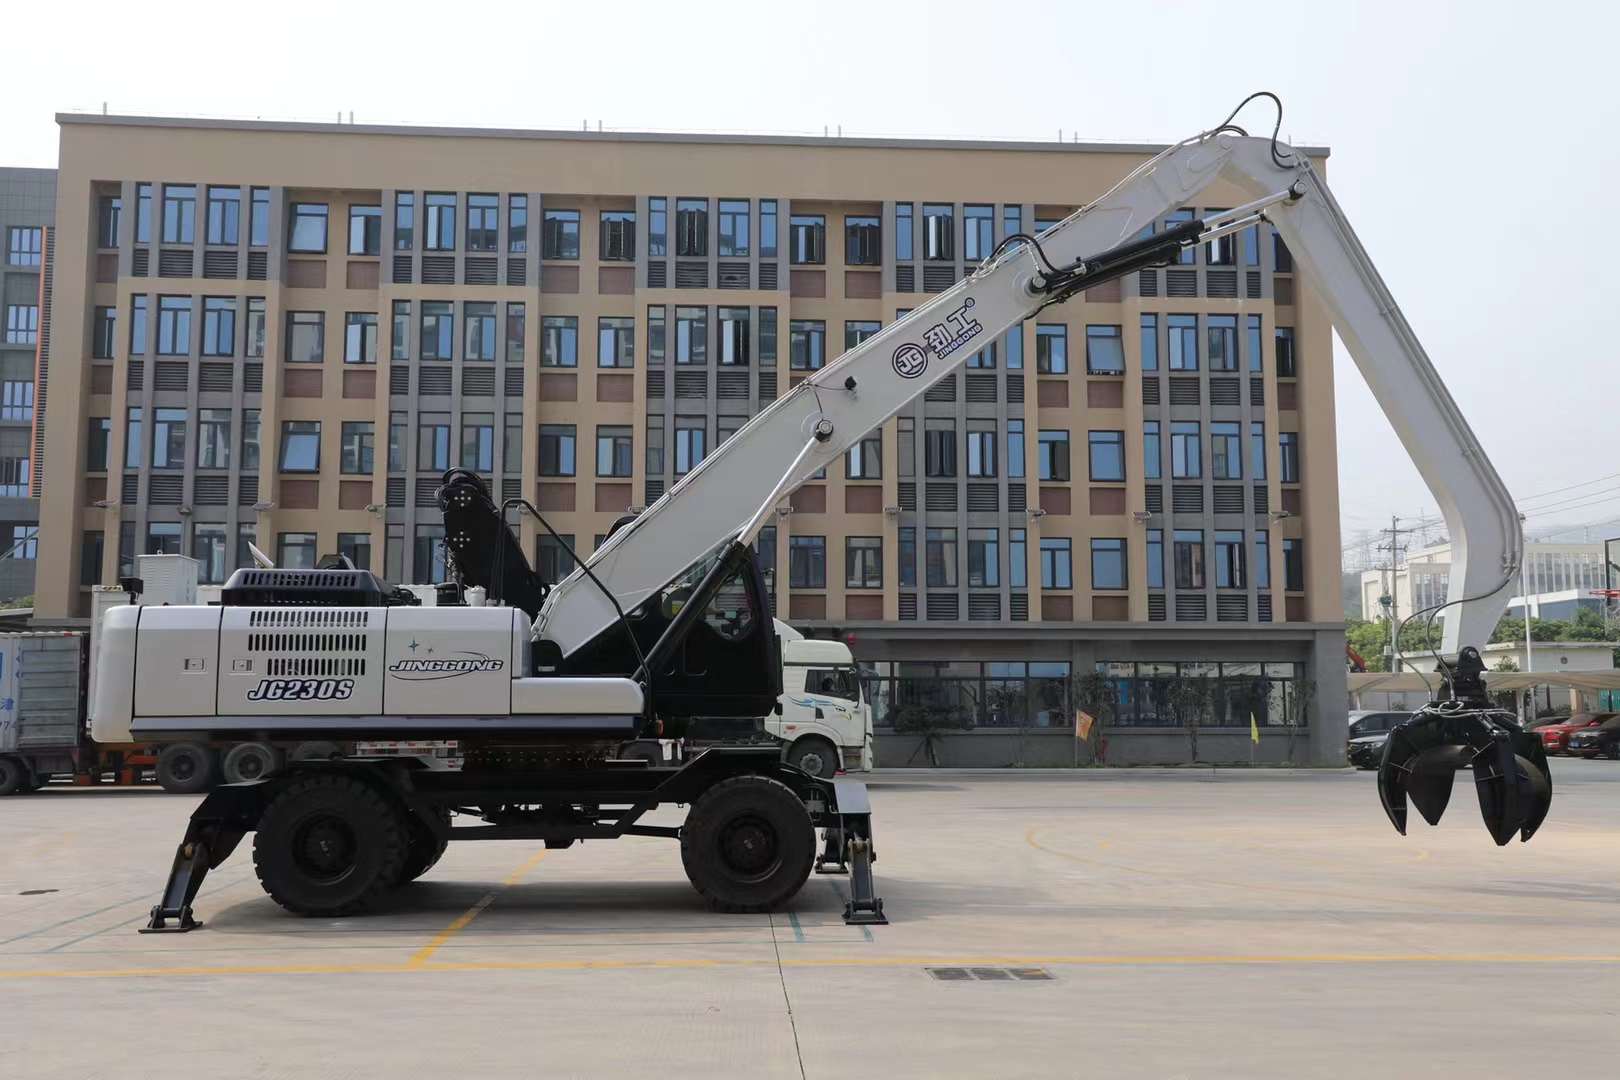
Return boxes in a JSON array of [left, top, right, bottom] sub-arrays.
[[223, 742, 284, 784], [681, 775, 815, 913], [290, 741, 343, 763], [252, 774, 408, 917], [156, 743, 217, 794], [0, 756, 24, 796], [399, 806, 452, 884], [786, 737, 840, 779]]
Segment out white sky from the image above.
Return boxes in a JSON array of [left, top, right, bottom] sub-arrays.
[[8, 0, 1620, 553]]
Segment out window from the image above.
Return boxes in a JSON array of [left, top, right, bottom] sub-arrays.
[[538, 424, 576, 476], [898, 526, 917, 587], [674, 419, 705, 474], [425, 193, 456, 250], [463, 302, 496, 361], [1174, 529, 1205, 589], [845, 215, 880, 265], [466, 194, 498, 252], [1146, 529, 1164, 589], [759, 199, 778, 258], [4, 305, 39, 345], [249, 187, 269, 247], [1255, 530, 1271, 589], [155, 297, 189, 355], [201, 297, 236, 356], [185, 523, 224, 585], [647, 198, 668, 257], [1091, 538, 1127, 590], [341, 421, 374, 474], [600, 209, 635, 261], [279, 420, 320, 472], [924, 421, 957, 478], [541, 315, 578, 367], [245, 298, 265, 358], [278, 532, 318, 571], [92, 306, 117, 359], [758, 307, 777, 366], [596, 426, 632, 477], [87, 417, 111, 471], [846, 537, 883, 588], [647, 306, 666, 366], [675, 198, 708, 257], [1243, 223, 1261, 266], [1275, 326, 1296, 377], [1040, 538, 1072, 589], [967, 426, 997, 478], [1206, 214, 1234, 265], [1035, 324, 1067, 373], [923, 204, 954, 260], [844, 320, 879, 351], [503, 413, 522, 474], [134, 184, 153, 244], [1274, 234, 1294, 272], [286, 311, 324, 363], [197, 409, 231, 469], [288, 202, 328, 252], [716, 415, 746, 446], [542, 208, 580, 259], [926, 528, 958, 588], [1140, 314, 1159, 371], [598, 317, 635, 368], [149, 408, 185, 469], [1083, 324, 1125, 374], [337, 532, 372, 572], [394, 192, 415, 250], [504, 303, 526, 364], [1009, 528, 1027, 588], [789, 320, 825, 370], [717, 199, 750, 257], [1249, 422, 1266, 480], [1167, 314, 1198, 370], [125, 407, 144, 466], [966, 342, 996, 369], [414, 525, 447, 584], [1171, 422, 1201, 478], [789, 536, 827, 588], [161, 185, 196, 244], [82, 530, 105, 585], [241, 409, 260, 470], [205, 186, 240, 246], [418, 413, 450, 471], [506, 194, 528, 253], [536, 534, 576, 583], [789, 215, 825, 264], [129, 296, 148, 355], [348, 204, 381, 255], [1211, 422, 1242, 480], [645, 415, 664, 476], [1282, 538, 1304, 591], [1085, 430, 1124, 482], [0, 382, 32, 423], [1215, 530, 1246, 589], [1247, 314, 1263, 372], [1143, 421, 1162, 480], [847, 430, 881, 479], [98, 195, 122, 248], [1006, 419, 1026, 478], [1037, 430, 1070, 482], [967, 528, 999, 588], [1279, 432, 1300, 483], [895, 203, 913, 261], [1166, 208, 1195, 264], [387, 412, 407, 471], [1003, 204, 1022, 245], [1207, 314, 1237, 371], [676, 307, 707, 365], [461, 414, 493, 472], [146, 523, 182, 557], [962, 204, 993, 261], [717, 308, 750, 366]]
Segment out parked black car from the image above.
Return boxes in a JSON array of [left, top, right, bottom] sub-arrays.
[[1346, 710, 1412, 770], [1567, 715, 1620, 759]]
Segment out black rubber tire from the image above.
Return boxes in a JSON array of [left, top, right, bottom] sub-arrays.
[[680, 775, 815, 913], [399, 806, 452, 884], [786, 737, 840, 779], [253, 774, 408, 917], [155, 742, 217, 795], [222, 742, 284, 784], [1606, 744, 1620, 761], [289, 740, 343, 763], [0, 756, 24, 796]]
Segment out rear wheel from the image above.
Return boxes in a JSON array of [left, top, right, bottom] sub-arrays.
[[222, 742, 284, 784], [680, 775, 815, 913], [398, 806, 452, 884], [786, 737, 840, 779], [252, 774, 408, 917], [156, 743, 217, 794], [1605, 744, 1620, 761], [0, 756, 25, 796]]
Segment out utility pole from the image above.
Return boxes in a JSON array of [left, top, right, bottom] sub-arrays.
[[1376, 515, 1412, 674], [1520, 514, 1533, 675]]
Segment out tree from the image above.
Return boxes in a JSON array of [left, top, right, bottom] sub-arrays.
[[894, 702, 972, 768], [1166, 674, 1214, 763], [1070, 671, 1119, 766]]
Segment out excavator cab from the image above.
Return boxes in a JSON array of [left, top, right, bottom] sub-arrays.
[[1376, 647, 1552, 845]]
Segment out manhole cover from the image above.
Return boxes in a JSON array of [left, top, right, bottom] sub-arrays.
[[927, 966, 1053, 982]]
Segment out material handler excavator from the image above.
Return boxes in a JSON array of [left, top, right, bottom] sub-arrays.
[[96, 93, 1546, 934]]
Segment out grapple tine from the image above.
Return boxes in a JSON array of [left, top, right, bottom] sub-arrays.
[[1376, 729, 1411, 835]]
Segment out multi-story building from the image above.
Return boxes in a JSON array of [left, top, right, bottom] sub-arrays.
[[38, 115, 1347, 764], [0, 167, 52, 602], [1362, 539, 1614, 627]]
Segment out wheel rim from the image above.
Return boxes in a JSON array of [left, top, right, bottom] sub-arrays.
[[718, 814, 781, 881], [798, 750, 827, 776], [237, 751, 268, 779], [171, 754, 197, 781], [291, 814, 359, 883]]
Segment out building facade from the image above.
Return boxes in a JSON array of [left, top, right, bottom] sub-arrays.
[[0, 167, 52, 602], [1361, 540, 1613, 628], [38, 115, 1347, 764]]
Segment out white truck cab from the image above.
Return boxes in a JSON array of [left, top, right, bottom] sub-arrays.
[[770, 621, 873, 777]]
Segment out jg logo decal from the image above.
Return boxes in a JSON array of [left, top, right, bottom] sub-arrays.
[[889, 297, 984, 380]]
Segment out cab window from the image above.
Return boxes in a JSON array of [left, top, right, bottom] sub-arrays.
[[804, 666, 860, 702]]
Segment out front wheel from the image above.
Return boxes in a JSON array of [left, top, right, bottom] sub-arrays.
[[786, 737, 840, 779], [156, 742, 217, 794], [680, 775, 815, 913], [0, 756, 25, 796], [1606, 744, 1620, 761], [252, 774, 408, 917]]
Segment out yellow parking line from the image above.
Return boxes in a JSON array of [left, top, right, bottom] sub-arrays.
[[407, 849, 546, 968]]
